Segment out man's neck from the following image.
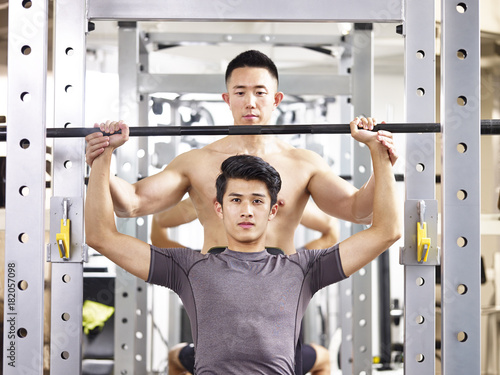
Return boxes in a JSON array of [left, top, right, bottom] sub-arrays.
[[227, 133, 281, 156], [226, 238, 267, 253]]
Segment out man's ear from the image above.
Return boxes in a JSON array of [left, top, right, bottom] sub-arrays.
[[222, 92, 230, 105], [268, 203, 278, 221], [273, 91, 284, 108], [214, 201, 224, 219]]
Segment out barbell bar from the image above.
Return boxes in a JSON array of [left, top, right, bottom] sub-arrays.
[[0, 120, 499, 140]]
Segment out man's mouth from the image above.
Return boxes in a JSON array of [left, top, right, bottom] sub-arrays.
[[238, 222, 254, 229]]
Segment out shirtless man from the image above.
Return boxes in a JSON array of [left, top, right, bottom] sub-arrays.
[[85, 50, 397, 255]]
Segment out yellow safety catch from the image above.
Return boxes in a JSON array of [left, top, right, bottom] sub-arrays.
[[417, 222, 430, 263], [56, 218, 71, 259]]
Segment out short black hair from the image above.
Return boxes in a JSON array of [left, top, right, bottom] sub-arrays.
[[216, 155, 281, 208], [225, 50, 279, 87]]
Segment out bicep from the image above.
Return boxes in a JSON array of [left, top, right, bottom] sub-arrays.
[[307, 167, 359, 222], [102, 233, 152, 281], [338, 229, 384, 277], [133, 162, 191, 216]]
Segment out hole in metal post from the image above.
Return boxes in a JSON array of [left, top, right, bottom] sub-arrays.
[[62, 274, 71, 283], [62, 313, 70, 321], [457, 331, 468, 342], [456, 3, 467, 13], [21, 45, 31, 55], [416, 50, 425, 59], [457, 49, 467, 59], [457, 284, 468, 295], [416, 354, 425, 362], [19, 186, 30, 196], [61, 351, 70, 360], [18, 233, 29, 243], [17, 328, 28, 338], [20, 92, 31, 102], [65, 47, 74, 56], [416, 315, 425, 324], [416, 277, 425, 286], [22, 0, 32, 9], [457, 189, 468, 201], [457, 143, 467, 153], [20, 139, 30, 149], [417, 88, 425, 96], [457, 237, 468, 248], [416, 163, 425, 172], [18, 280, 28, 290], [457, 96, 467, 106]]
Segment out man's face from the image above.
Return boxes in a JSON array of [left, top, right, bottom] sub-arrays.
[[215, 178, 277, 246], [222, 67, 284, 126]]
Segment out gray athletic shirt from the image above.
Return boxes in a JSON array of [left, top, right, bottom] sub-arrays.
[[147, 244, 347, 374]]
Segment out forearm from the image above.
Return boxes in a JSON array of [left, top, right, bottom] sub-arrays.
[[351, 175, 375, 224], [85, 149, 117, 250], [369, 143, 401, 243]]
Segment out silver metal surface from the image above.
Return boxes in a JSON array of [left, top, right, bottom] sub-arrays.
[[441, 0, 481, 373], [350, 26, 373, 375], [338, 43, 354, 375], [403, 1, 437, 373], [139, 73, 351, 97], [88, 0, 403, 22], [50, 0, 88, 373], [114, 23, 149, 375], [145, 31, 345, 47], [3, 0, 48, 373]]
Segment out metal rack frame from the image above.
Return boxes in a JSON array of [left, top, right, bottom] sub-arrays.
[[3, 1, 481, 374]]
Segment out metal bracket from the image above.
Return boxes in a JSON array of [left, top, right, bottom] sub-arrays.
[[400, 199, 440, 266], [49, 196, 85, 263]]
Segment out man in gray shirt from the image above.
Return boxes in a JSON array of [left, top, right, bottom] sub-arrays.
[[85, 119, 401, 374]]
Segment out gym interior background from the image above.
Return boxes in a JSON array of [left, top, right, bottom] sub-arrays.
[[0, 1, 499, 374]]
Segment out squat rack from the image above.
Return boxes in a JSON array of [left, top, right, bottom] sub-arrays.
[[3, 1, 481, 375]]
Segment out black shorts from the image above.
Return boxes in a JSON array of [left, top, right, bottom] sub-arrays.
[[302, 344, 317, 374], [177, 342, 315, 375], [178, 343, 195, 373]]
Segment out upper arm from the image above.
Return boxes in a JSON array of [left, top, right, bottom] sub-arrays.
[[337, 228, 394, 277], [98, 232, 152, 281], [127, 153, 193, 217], [154, 198, 197, 228], [305, 152, 360, 223]]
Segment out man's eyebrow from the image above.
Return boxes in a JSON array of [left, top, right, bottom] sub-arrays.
[[227, 192, 267, 198], [252, 193, 267, 198], [232, 84, 268, 90]]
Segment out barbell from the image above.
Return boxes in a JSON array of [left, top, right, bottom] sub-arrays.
[[0, 120, 498, 140]]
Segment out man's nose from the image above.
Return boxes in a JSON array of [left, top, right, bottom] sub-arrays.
[[245, 94, 256, 108], [240, 202, 254, 217]]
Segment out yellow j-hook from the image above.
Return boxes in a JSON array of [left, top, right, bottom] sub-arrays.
[[56, 199, 70, 259]]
